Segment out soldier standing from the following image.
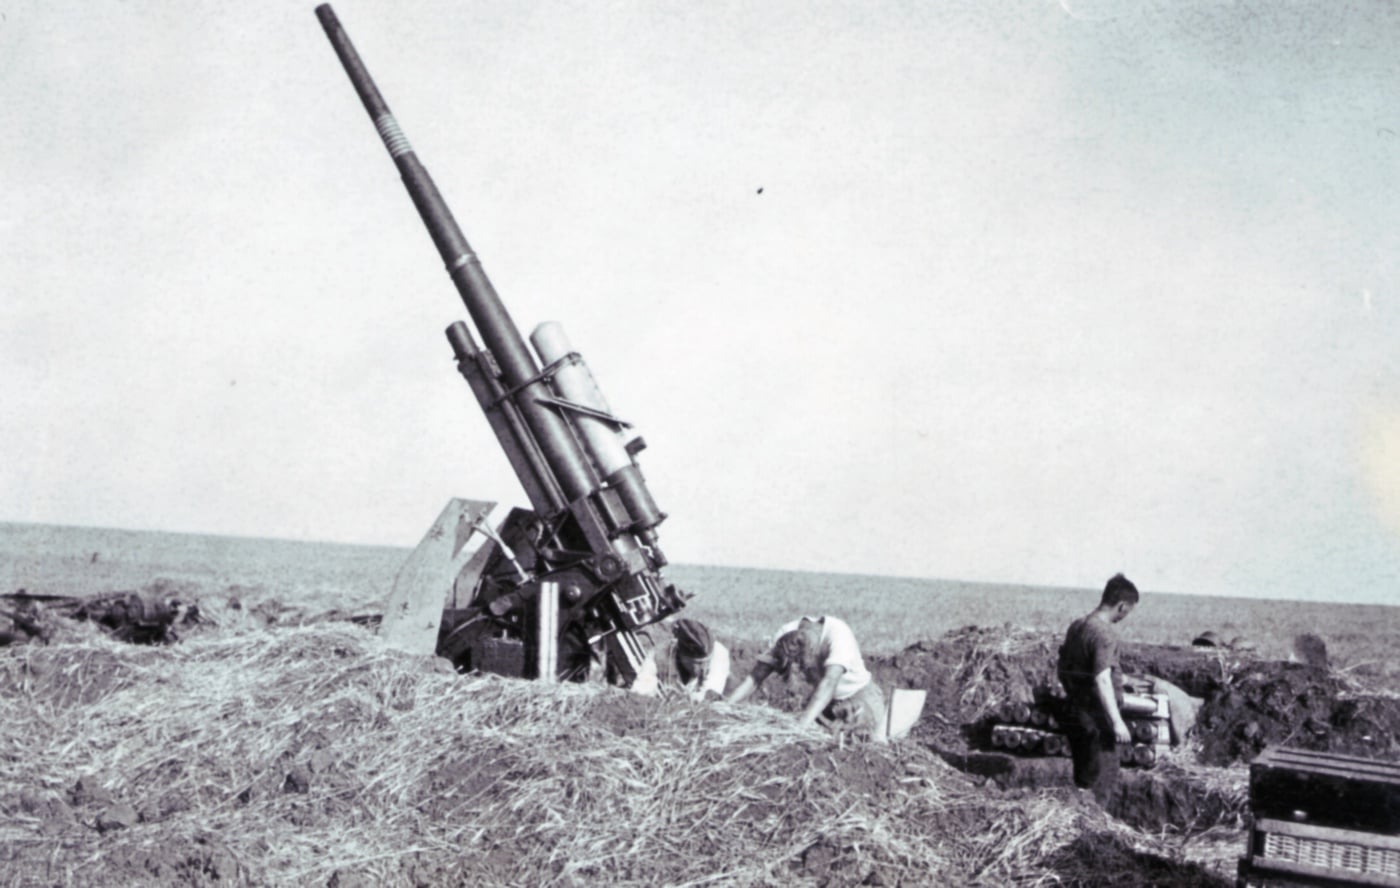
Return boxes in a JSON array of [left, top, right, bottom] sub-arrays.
[[1057, 573, 1139, 805]]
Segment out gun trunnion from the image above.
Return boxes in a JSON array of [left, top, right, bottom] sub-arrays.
[[315, 4, 687, 686]]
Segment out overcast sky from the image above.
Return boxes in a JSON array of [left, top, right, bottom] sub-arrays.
[[4, 1, 1400, 606]]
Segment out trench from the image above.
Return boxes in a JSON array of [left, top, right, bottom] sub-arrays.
[[931, 746, 1246, 832], [732, 629, 1399, 836]]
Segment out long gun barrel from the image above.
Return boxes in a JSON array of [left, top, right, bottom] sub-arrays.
[[316, 4, 597, 514], [315, 5, 684, 684]]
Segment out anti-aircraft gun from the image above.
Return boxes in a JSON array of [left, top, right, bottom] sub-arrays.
[[315, 5, 687, 686]]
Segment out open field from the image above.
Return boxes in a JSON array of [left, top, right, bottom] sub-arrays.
[[5, 521, 1397, 670], [677, 566, 1400, 671], [2, 521, 1397, 886]]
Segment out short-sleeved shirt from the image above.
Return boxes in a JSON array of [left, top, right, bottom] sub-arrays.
[[759, 615, 871, 701], [1057, 615, 1124, 711], [693, 641, 730, 698]]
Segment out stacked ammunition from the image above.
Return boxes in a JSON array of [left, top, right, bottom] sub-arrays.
[[1116, 690, 1171, 767], [986, 689, 1171, 769], [989, 699, 1070, 757]]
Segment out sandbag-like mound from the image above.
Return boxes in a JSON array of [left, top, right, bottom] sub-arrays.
[[0, 620, 1237, 887]]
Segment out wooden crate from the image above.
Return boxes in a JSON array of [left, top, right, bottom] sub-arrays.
[[1239, 819, 1400, 887], [1251, 748, 1400, 835], [1239, 856, 1396, 888], [1238, 747, 1400, 888]]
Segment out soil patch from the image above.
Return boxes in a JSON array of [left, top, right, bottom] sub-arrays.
[[933, 749, 1246, 832], [1040, 830, 1233, 887], [1111, 761, 1247, 833], [3, 618, 1254, 887], [1194, 661, 1400, 765]]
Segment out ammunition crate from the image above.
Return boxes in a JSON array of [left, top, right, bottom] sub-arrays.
[[1238, 748, 1400, 888], [1250, 748, 1400, 834], [1239, 819, 1400, 887]]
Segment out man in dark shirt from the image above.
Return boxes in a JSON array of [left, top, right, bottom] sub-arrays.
[[1057, 573, 1139, 806]]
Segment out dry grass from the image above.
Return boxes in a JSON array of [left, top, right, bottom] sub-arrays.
[[0, 620, 1236, 887], [942, 627, 1059, 721]]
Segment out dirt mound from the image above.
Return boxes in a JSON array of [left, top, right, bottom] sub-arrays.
[[1111, 759, 1248, 832], [851, 628, 1399, 769], [729, 625, 1062, 750], [1120, 644, 1232, 699], [1042, 829, 1233, 887], [1194, 661, 1400, 765], [1, 620, 1248, 886], [876, 626, 1061, 744], [0, 643, 164, 706]]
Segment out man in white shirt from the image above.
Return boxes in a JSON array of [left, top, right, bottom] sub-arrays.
[[726, 615, 886, 741]]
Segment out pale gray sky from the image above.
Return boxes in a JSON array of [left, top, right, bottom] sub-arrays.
[[4, 1, 1400, 605]]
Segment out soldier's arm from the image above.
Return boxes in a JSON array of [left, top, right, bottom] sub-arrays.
[[726, 661, 775, 704], [1094, 669, 1132, 744], [798, 664, 846, 726]]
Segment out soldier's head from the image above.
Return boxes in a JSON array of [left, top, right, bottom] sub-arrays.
[[672, 619, 712, 662], [771, 629, 804, 677], [773, 618, 824, 676], [672, 618, 713, 685], [1098, 573, 1139, 621]]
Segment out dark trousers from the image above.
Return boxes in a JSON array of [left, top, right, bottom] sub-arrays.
[[1065, 704, 1119, 807]]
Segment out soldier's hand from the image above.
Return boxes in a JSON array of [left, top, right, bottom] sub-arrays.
[[797, 715, 826, 737], [1113, 721, 1132, 745]]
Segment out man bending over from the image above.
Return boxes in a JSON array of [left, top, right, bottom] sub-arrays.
[[727, 615, 886, 742]]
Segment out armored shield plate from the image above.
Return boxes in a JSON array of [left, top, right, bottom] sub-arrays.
[[381, 498, 496, 655]]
